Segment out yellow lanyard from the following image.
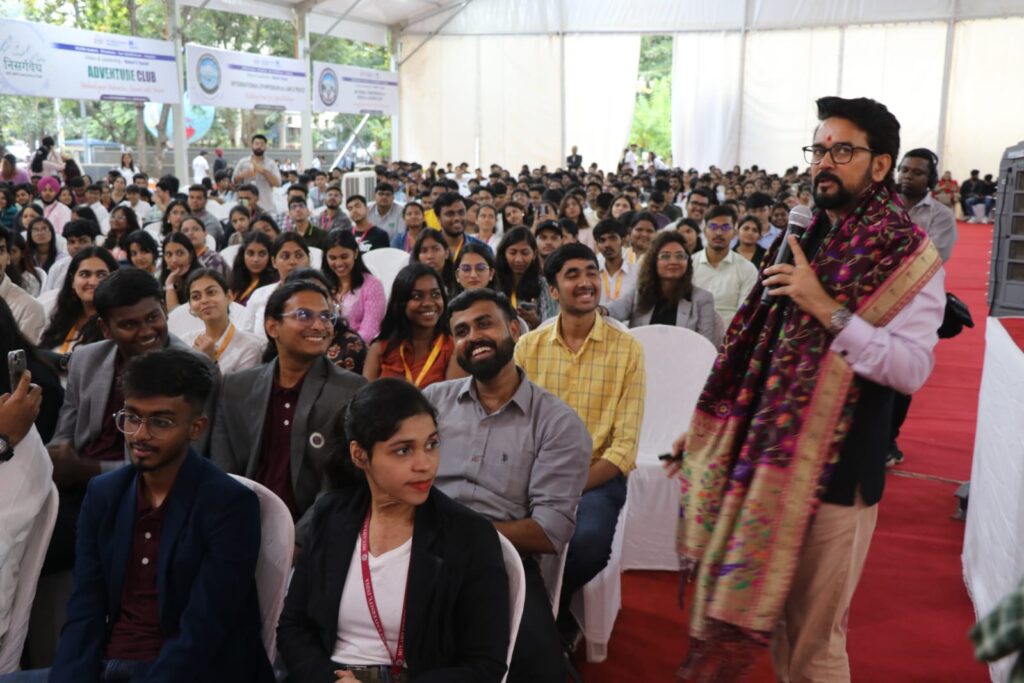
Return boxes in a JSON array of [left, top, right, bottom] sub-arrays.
[[451, 237, 464, 263], [601, 270, 623, 300], [214, 324, 236, 361], [510, 292, 518, 308], [59, 324, 78, 355], [399, 335, 445, 388], [236, 279, 260, 303]]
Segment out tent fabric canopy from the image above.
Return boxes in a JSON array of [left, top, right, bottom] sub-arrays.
[[169, 0, 1024, 177], [177, 0, 1024, 45]]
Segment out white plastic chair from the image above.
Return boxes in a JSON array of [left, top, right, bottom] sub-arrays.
[[361, 248, 409, 303], [569, 499, 629, 663], [538, 546, 569, 618], [167, 301, 248, 340], [0, 483, 59, 674], [206, 201, 230, 221], [220, 243, 240, 268], [497, 533, 526, 683], [622, 325, 717, 571], [228, 475, 295, 658]]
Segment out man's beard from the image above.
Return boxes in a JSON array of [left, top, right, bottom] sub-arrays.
[[457, 336, 515, 381], [253, 149, 265, 157], [813, 170, 859, 210]]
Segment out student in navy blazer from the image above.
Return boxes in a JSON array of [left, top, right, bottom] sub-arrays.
[[42, 349, 273, 683]]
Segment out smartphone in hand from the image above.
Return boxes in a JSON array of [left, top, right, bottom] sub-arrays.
[[7, 350, 27, 390]]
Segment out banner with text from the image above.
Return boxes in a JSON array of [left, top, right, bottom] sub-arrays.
[[312, 62, 398, 116], [186, 44, 307, 112], [0, 18, 179, 103]]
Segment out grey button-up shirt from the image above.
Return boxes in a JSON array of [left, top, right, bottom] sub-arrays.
[[908, 192, 957, 263], [424, 371, 591, 553]]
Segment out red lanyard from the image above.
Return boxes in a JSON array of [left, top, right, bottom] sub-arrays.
[[360, 509, 407, 676]]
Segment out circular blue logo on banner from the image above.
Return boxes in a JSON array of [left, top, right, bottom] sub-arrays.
[[196, 54, 221, 95], [318, 68, 338, 107]]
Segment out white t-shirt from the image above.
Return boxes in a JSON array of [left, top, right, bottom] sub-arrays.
[[332, 536, 412, 667], [193, 155, 210, 184]]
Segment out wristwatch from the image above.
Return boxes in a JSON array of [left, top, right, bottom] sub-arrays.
[[0, 434, 13, 463], [828, 307, 853, 336]]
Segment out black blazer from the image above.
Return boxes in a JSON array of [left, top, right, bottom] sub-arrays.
[[51, 450, 274, 683], [277, 486, 510, 682]]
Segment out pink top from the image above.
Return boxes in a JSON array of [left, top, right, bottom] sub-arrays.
[[340, 274, 386, 343], [830, 266, 946, 396]]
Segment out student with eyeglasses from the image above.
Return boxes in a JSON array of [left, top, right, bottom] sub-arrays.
[[44, 268, 206, 576], [626, 231, 717, 342], [210, 279, 366, 524], [13, 349, 276, 683], [690, 204, 758, 322], [452, 242, 496, 293]]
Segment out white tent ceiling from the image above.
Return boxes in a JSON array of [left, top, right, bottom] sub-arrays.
[[178, 0, 1024, 48]]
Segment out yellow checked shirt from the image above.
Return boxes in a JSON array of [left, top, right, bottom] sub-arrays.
[[514, 314, 645, 474]]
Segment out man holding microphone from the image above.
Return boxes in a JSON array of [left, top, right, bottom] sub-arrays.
[[671, 97, 946, 682]]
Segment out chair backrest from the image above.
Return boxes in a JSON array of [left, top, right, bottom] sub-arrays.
[[206, 201, 230, 221], [167, 301, 248, 339], [497, 533, 526, 683], [0, 483, 59, 674], [220, 242, 240, 266], [227, 475, 295, 658], [538, 545, 569, 618], [629, 324, 717, 465], [361, 248, 410, 303]]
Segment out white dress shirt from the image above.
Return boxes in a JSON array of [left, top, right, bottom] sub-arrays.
[[0, 427, 53, 652], [0, 276, 45, 343], [597, 256, 638, 322], [180, 325, 264, 375], [691, 248, 759, 322]]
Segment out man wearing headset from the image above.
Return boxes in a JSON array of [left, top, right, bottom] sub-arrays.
[[898, 148, 958, 263], [887, 148, 958, 466]]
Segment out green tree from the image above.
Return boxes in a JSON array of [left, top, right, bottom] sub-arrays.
[[629, 35, 673, 161], [3, 0, 393, 170]]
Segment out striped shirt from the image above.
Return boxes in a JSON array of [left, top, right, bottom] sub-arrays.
[[514, 313, 645, 474]]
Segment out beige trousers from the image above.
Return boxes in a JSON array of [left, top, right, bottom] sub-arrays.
[[771, 495, 879, 683]]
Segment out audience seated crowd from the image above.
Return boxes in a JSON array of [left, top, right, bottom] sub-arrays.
[[0, 127, 968, 682]]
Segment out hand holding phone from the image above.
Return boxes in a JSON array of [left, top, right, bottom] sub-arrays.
[[7, 350, 26, 390]]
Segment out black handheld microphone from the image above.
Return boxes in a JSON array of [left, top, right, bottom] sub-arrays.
[[761, 204, 813, 304]]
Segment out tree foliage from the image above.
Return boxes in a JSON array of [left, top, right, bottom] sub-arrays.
[[629, 35, 673, 161], [2, 0, 392, 165]]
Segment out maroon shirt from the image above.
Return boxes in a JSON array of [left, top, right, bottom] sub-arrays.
[[255, 377, 302, 518], [106, 483, 165, 662], [79, 360, 126, 462]]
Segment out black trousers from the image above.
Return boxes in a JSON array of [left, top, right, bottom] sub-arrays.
[[507, 557, 565, 683], [890, 392, 912, 443]]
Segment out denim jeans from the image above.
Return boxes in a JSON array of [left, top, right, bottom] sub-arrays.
[[0, 659, 152, 682], [558, 474, 627, 614]]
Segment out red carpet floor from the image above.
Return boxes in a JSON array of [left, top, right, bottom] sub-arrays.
[[578, 222, 994, 682]]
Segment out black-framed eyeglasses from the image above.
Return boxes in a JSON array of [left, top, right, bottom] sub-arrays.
[[114, 410, 179, 439], [803, 144, 875, 165], [280, 308, 338, 326]]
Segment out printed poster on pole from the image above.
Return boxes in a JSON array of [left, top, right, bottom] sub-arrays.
[[186, 43, 308, 112], [312, 62, 398, 116], [0, 18, 179, 103]]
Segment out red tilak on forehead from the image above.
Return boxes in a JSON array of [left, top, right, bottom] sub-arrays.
[[826, 135, 833, 142]]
